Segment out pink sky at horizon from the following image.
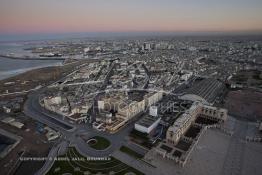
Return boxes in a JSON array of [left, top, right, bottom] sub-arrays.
[[0, 0, 262, 34]]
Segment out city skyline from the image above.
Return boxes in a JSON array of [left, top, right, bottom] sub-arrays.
[[0, 1, 262, 174], [0, 0, 262, 35]]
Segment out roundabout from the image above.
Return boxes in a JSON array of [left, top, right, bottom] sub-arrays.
[[47, 147, 144, 175], [87, 136, 111, 150]]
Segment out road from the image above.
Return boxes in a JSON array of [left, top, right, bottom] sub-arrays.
[[24, 89, 143, 174], [24, 91, 74, 131], [22, 58, 153, 174], [35, 140, 68, 175], [221, 120, 247, 175]]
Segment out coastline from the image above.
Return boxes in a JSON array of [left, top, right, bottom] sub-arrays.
[[0, 54, 66, 61], [0, 63, 63, 81], [0, 58, 101, 96]]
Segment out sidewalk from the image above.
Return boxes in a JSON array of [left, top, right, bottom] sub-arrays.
[[112, 150, 156, 175]]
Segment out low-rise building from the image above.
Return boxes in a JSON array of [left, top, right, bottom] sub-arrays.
[[166, 102, 227, 145], [9, 121, 24, 129], [135, 115, 161, 134], [144, 90, 163, 107], [117, 100, 146, 120], [166, 103, 202, 145], [155, 102, 228, 166], [45, 127, 60, 141], [97, 90, 163, 133], [1, 117, 15, 124], [2, 117, 24, 129]]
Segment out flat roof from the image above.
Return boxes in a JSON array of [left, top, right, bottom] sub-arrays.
[[136, 114, 160, 128], [183, 78, 224, 104], [1, 117, 15, 124]]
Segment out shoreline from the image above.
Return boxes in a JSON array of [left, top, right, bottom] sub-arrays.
[[0, 54, 66, 60], [0, 58, 102, 96], [0, 55, 82, 81], [0, 63, 63, 81], [0, 62, 76, 96]]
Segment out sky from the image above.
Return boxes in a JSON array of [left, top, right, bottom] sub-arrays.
[[0, 0, 262, 35]]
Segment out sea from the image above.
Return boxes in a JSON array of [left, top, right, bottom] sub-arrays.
[[0, 42, 63, 80]]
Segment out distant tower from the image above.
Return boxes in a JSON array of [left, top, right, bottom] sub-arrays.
[[144, 43, 151, 50], [98, 101, 105, 110], [150, 106, 158, 117]]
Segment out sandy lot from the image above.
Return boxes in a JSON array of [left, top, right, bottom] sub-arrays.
[[0, 118, 52, 175], [224, 90, 262, 121], [144, 119, 262, 175]]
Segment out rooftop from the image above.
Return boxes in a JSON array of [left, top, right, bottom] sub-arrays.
[[183, 78, 224, 104], [136, 114, 161, 128]]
